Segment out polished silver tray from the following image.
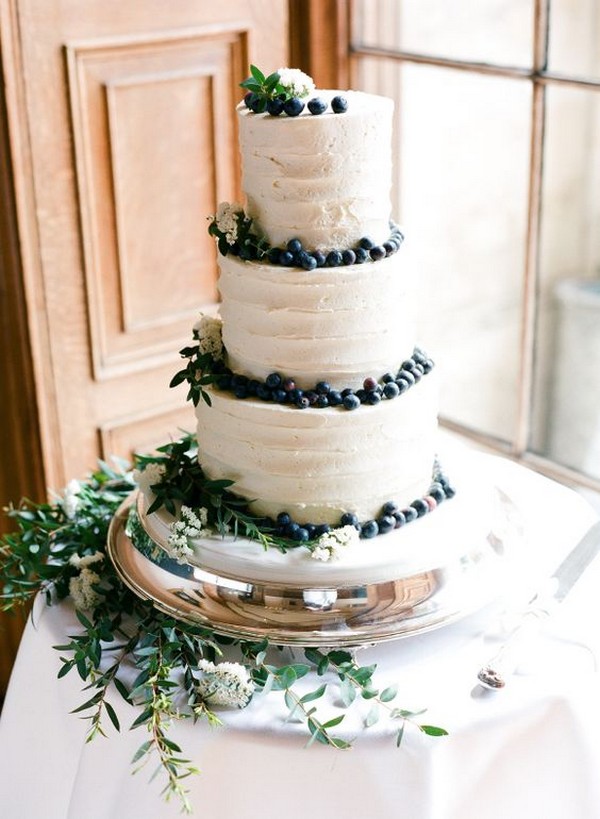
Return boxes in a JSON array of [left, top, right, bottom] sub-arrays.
[[106, 487, 517, 647]]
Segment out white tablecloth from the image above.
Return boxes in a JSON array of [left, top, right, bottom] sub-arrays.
[[1, 456, 600, 819]]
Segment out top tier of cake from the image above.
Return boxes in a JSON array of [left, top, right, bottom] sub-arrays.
[[238, 90, 394, 252]]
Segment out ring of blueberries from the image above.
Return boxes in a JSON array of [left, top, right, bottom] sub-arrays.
[[259, 468, 455, 544], [220, 224, 405, 270], [212, 348, 434, 410], [244, 92, 348, 118]]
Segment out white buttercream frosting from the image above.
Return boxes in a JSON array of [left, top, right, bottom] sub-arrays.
[[218, 253, 415, 389], [195, 378, 438, 525], [238, 90, 393, 251]]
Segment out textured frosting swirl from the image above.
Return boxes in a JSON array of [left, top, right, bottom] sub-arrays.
[[195, 378, 438, 525], [218, 253, 415, 389], [238, 90, 393, 251]]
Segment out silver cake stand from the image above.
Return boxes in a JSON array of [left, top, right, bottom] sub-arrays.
[[106, 484, 520, 647]]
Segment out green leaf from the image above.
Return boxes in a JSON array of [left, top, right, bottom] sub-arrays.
[[419, 725, 449, 737], [380, 685, 398, 703], [300, 684, 327, 704], [131, 740, 153, 764], [105, 701, 120, 732], [339, 677, 356, 708], [365, 704, 379, 727], [250, 64, 266, 84], [396, 724, 405, 748], [321, 714, 344, 729], [130, 707, 154, 729]]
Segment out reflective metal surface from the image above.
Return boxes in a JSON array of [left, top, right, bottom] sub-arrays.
[[107, 491, 514, 647]]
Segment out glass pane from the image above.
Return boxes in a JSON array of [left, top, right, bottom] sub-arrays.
[[356, 58, 531, 441], [548, 0, 600, 80], [531, 85, 600, 480], [352, 0, 534, 67]]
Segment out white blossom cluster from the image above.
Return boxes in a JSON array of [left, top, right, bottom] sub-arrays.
[[166, 505, 208, 564], [69, 551, 105, 610], [193, 314, 224, 361], [62, 479, 82, 520], [214, 201, 243, 244], [276, 67, 315, 98], [133, 462, 166, 496], [310, 524, 360, 562], [195, 659, 254, 708]]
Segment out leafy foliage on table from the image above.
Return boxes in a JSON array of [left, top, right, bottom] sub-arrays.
[[0, 457, 447, 813]]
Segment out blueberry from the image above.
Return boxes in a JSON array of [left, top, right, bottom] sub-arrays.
[[328, 390, 343, 406], [377, 515, 395, 534], [299, 251, 317, 271], [422, 359, 435, 373], [279, 250, 294, 266], [273, 389, 287, 403], [402, 507, 419, 523], [331, 95, 348, 113], [304, 390, 318, 405], [304, 524, 317, 539], [402, 359, 417, 371], [267, 247, 281, 264], [287, 238, 303, 254], [356, 389, 367, 403], [284, 522, 300, 538], [307, 97, 327, 115], [283, 378, 296, 392], [326, 250, 343, 267], [363, 376, 378, 392], [239, 245, 254, 261], [361, 520, 379, 539], [247, 379, 260, 396], [218, 237, 229, 256], [341, 388, 354, 398], [231, 374, 249, 387], [234, 386, 248, 399], [398, 370, 415, 387], [382, 372, 395, 383], [313, 250, 327, 267], [244, 92, 257, 109], [424, 495, 437, 512], [314, 524, 331, 537], [411, 499, 429, 517], [216, 374, 232, 390], [316, 381, 330, 394], [383, 381, 400, 399], [366, 390, 381, 405], [292, 527, 310, 542], [383, 241, 396, 255], [411, 367, 423, 382], [256, 384, 273, 401], [443, 484, 457, 499], [277, 511, 292, 527], [359, 237, 375, 250], [288, 388, 303, 402], [249, 96, 266, 114], [284, 97, 304, 117], [315, 394, 329, 408], [266, 97, 285, 116], [354, 247, 368, 263], [228, 242, 240, 256], [341, 512, 359, 528], [296, 396, 310, 409], [392, 512, 405, 528], [370, 245, 386, 261], [428, 482, 445, 503], [343, 393, 361, 411], [382, 501, 399, 516], [266, 372, 282, 389], [342, 249, 356, 265]]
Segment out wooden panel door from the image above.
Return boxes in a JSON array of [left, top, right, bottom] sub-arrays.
[[0, 0, 288, 692]]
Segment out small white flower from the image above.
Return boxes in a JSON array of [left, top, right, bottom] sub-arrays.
[[69, 551, 104, 570], [165, 505, 209, 564], [63, 479, 82, 519], [277, 67, 315, 99], [69, 566, 103, 611], [195, 659, 254, 708], [214, 201, 244, 244], [310, 524, 359, 562], [133, 462, 166, 496], [193, 314, 224, 361]]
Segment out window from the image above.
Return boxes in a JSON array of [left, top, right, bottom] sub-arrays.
[[350, 0, 600, 491]]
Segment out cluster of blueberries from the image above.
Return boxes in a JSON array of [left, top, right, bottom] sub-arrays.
[[263, 228, 405, 271], [244, 92, 348, 118], [219, 227, 405, 270], [213, 348, 434, 410], [264, 472, 456, 544]]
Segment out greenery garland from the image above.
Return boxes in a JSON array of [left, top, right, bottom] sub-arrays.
[[0, 453, 447, 814]]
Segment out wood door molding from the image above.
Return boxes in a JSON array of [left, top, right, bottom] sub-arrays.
[[289, 0, 350, 89]]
